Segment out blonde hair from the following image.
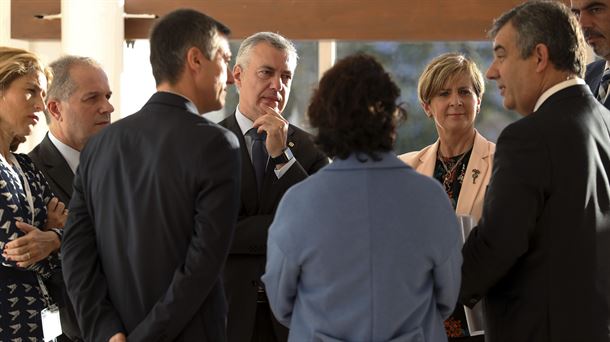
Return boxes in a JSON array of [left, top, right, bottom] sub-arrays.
[[417, 52, 484, 105], [0, 46, 51, 91]]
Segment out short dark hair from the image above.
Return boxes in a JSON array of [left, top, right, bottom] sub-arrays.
[[308, 53, 406, 161], [489, 0, 586, 77], [149, 9, 230, 85]]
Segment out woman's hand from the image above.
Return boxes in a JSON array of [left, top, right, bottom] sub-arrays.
[[2, 221, 60, 268], [45, 197, 68, 229]]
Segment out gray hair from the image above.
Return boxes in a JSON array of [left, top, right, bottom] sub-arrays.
[[235, 32, 298, 69], [489, 0, 586, 77], [47, 55, 102, 102]]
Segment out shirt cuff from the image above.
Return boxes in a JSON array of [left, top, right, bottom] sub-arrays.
[[273, 158, 297, 179]]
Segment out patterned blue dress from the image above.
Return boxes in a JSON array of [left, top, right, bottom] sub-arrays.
[[0, 153, 59, 341]]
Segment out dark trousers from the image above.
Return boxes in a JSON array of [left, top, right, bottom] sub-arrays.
[[250, 303, 279, 342]]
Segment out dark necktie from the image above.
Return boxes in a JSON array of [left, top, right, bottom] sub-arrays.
[[598, 68, 610, 102], [247, 128, 268, 192]]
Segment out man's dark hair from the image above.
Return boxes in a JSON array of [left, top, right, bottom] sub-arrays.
[[489, 0, 587, 77], [308, 53, 406, 161], [149, 9, 230, 85]]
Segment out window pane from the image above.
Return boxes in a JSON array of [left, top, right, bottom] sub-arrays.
[[336, 41, 519, 154], [122, 40, 318, 128]]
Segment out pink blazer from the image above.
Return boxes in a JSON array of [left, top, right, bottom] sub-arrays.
[[399, 130, 495, 222]]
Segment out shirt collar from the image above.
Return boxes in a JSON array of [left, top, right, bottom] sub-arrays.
[[235, 105, 255, 136], [534, 77, 586, 112], [48, 131, 80, 174]]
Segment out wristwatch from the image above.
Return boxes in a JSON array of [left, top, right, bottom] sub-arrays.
[[270, 147, 294, 165]]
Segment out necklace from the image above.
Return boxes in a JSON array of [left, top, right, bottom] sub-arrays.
[[437, 149, 469, 201]]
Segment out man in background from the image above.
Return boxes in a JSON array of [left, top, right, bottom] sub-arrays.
[[460, 2, 610, 341], [30, 55, 113, 205], [62, 9, 241, 342], [219, 32, 328, 342], [29, 55, 113, 342], [571, 0, 610, 108]]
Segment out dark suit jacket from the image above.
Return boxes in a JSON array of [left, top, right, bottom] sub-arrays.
[[29, 133, 74, 205], [219, 113, 328, 342], [62, 92, 241, 342], [29, 133, 81, 341], [460, 84, 610, 342], [585, 59, 610, 109]]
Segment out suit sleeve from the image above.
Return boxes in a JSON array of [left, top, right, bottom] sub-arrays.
[[261, 191, 301, 328], [231, 137, 329, 255], [460, 121, 549, 307], [128, 131, 242, 341], [61, 155, 125, 342]]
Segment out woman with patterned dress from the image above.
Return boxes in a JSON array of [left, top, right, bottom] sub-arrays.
[[400, 52, 495, 342], [0, 47, 67, 341]]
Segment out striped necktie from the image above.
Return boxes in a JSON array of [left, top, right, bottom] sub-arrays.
[[598, 68, 610, 102]]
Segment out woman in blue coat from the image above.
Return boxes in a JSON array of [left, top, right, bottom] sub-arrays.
[[263, 54, 462, 342]]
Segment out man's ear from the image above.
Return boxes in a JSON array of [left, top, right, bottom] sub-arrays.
[[534, 43, 549, 73], [46, 100, 62, 121], [185, 47, 206, 72], [233, 64, 243, 88]]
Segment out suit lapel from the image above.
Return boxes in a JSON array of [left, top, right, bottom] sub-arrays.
[[456, 131, 490, 216], [417, 139, 439, 176], [39, 135, 74, 199]]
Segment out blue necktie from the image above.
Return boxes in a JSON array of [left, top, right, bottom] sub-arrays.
[[247, 128, 267, 192], [598, 69, 610, 102]]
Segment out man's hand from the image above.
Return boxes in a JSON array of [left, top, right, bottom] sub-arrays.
[[2, 221, 60, 267], [253, 105, 289, 158], [108, 332, 126, 342], [45, 197, 68, 229]]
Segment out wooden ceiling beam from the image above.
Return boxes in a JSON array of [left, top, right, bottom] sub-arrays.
[[12, 0, 565, 41]]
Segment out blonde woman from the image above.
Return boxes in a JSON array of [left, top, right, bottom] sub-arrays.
[[400, 52, 494, 341], [0, 47, 67, 341]]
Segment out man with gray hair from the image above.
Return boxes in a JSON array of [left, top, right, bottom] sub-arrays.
[[30, 55, 113, 205], [28, 55, 113, 342], [460, 1, 610, 341], [219, 32, 328, 342]]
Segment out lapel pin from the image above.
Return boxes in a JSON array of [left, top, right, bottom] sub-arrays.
[[288, 142, 295, 148], [472, 169, 480, 184]]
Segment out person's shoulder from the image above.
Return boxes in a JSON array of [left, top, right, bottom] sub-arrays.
[[398, 143, 435, 167]]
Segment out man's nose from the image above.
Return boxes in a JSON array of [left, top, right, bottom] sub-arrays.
[[102, 99, 114, 114], [270, 75, 283, 91], [486, 63, 498, 80]]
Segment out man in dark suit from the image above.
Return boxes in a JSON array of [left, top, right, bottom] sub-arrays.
[[219, 32, 329, 342], [61, 9, 241, 342], [460, 2, 610, 342], [29, 55, 113, 342], [29, 55, 113, 206], [571, 0, 610, 107]]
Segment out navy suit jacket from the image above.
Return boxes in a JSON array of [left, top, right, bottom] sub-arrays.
[[460, 84, 610, 342], [585, 59, 610, 109], [219, 113, 328, 342], [62, 92, 242, 342]]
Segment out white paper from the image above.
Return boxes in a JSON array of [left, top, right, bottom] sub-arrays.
[[457, 214, 486, 336]]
